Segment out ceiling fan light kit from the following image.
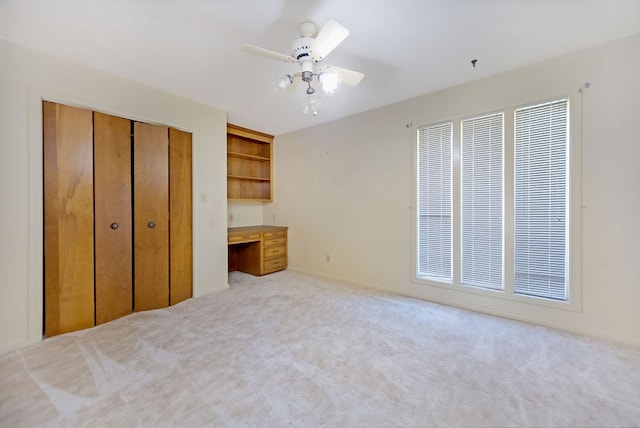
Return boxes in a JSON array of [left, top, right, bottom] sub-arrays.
[[241, 19, 364, 116]]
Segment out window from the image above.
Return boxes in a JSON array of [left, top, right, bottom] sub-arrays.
[[514, 100, 568, 300], [461, 113, 503, 290], [416, 99, 569, 303], [416, 123, 452, 281]]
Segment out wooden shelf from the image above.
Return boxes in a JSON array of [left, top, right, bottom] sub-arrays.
[[228, 151, 271, 161], [227, 124, 274, 201], [228, 175, 270, 181]]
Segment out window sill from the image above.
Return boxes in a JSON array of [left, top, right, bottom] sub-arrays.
[[413, 275, 581, 313]]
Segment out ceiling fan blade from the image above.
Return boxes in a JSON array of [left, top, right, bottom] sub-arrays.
[[309, 19, 349, 61], [319, 65, 364, 86], [241, 44, 296, 63]]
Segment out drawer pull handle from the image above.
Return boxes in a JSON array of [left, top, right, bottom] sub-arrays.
[[110, 222, 119, 230], [148, 221, 156, 229], [272, 261, 280, 265]]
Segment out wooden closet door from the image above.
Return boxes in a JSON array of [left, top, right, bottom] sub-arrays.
[[133, 122, 169, 311], [94, 112, 133, 325], [43, 102, 95, 336], [169, 128, 193, 305]]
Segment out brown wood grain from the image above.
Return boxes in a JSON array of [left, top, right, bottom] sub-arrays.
[[133, 122, 169, 311], [94, 112, 133, 325], [169, 128, 193, 305], [43, 101, 95, 336], [227, 123, 273, 144], [227, 226, 288, 275], [227, 125, 273, 201], [231, 242, 262, 276]]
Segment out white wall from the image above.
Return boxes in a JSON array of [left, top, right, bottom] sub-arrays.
[[227, 202, 264, 227], [0, 39, 230, 353], [266, 33, 640, 347]]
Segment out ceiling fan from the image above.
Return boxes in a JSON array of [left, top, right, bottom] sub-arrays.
[[241, 19, 364, 115]]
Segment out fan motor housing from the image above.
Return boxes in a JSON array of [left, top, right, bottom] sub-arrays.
[[290, 22, 319, 61], [290, 37, 315, 61]]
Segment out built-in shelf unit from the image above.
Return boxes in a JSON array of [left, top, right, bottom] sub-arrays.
[[227, 124, 274, 201]]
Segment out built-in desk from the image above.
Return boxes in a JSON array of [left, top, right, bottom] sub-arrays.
[[228, 225, 288, 276]]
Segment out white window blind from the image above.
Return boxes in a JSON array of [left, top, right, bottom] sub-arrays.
[[461, 113, 504, 290], [514, 99, 568, 300], [417, 123, 452, 280]]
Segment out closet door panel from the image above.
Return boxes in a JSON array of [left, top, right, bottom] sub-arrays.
[[169, 128, 193, 305], [94, 112, 133, 325], [43, 102, 95, 336], [133, 122, 169, 311]]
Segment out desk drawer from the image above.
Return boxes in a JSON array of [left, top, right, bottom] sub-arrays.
[[228, 232, 260, 244], [264, 257, 286, 272], [264, 246, 285, 258], [263, 230, 287, 239], [264, 237, 286, 247]]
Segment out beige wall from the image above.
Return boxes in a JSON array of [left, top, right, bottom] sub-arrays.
[[3, 32, 638, 352], [227, 202, 265, 227], [266, 33, 640, 347], [0, 39, 230, 353]]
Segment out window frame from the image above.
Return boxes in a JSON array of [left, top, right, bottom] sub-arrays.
[[412, 96, 582, 312]]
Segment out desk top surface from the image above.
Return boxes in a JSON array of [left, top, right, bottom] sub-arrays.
[[228, 225, 288, 234]]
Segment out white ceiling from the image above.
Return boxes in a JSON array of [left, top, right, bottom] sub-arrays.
[[1, 0, 639, 135]]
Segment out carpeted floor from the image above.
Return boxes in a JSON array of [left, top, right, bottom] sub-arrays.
[[1, 270, 639, 427]]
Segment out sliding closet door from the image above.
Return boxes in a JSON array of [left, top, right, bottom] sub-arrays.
[[133, 122, 170, 311], [94, 112, 133, 325], [43, 102, 95, 336]]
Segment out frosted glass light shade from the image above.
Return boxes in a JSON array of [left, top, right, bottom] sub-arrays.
[[275, 75, 293, 90]]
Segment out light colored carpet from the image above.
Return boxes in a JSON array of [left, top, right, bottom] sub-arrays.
[[1, 270, 639, 427]]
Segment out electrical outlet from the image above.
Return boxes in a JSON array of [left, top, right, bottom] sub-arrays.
[[326, 254, 330, 263], [272, 213, 276, 221], [228, 213, 233, 222], [200, 192, 207, 203]]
